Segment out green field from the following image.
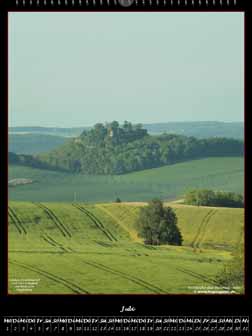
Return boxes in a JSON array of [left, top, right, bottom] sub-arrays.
[[9, 157, 244, 203], [9, 201, 244, 294]]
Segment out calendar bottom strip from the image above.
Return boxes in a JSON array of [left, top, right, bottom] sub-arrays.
[[1, 316, 250, 334]]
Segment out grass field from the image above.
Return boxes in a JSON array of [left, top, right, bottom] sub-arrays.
[[8, 201, 244, 294], [8, 157, 244, 203]]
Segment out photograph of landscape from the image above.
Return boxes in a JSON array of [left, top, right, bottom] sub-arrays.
[[8, 12, 244, 294]]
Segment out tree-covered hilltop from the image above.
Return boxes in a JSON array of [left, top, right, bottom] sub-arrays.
[[29, 121, 243, 175]]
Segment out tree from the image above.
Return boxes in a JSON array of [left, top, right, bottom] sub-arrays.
[[93, 123, 107, 143], [135, 199, 183, 245], [110, 121, 119, 134], [123, 120, 132, 132]]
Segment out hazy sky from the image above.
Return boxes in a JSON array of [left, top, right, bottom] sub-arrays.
[[9, 12, 244, 127]]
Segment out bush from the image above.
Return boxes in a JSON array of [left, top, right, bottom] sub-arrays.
[[135, 199, 183, 246]]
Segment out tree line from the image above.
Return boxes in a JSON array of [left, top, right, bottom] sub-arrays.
[[8, 152, 55, 170], [184, 189, 244, 208]]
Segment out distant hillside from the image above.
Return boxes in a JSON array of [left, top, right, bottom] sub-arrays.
[[34, 121, 243, 175], [9, 133, 69, 154], [144, 121, 244, 139], [9, 126, 87, 137], [9, 121, 243, 139], [8, 122, 243, 156]]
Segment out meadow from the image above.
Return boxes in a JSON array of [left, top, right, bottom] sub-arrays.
[[8, 201, 244, 294], [8, 157, 244, 203]]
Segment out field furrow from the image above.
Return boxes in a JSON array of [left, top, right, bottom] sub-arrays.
[[196, 209, 218, 248], [8, 206, 27, 234], [9, 260, 89, 294], [191, 209, 213, 249], [72, 203, 117, 242], [81, 260, 167, 294], [8, 208, 23, 235], [33, 202, 71, 238], [96, 205, 138, 241], [176, 266, 222, 287], [41, 234, 73, 252]]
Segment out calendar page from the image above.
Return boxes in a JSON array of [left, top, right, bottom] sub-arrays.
[[0, 0, 251, 334]]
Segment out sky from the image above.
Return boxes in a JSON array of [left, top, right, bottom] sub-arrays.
[[9, 12, 244, 127]]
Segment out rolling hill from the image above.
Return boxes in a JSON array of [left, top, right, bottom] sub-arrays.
[[8, 157, 244, 203], [9, 201, 244, 294]]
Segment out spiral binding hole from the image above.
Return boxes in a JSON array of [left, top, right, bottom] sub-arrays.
[[14, 0, 239, 7]]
